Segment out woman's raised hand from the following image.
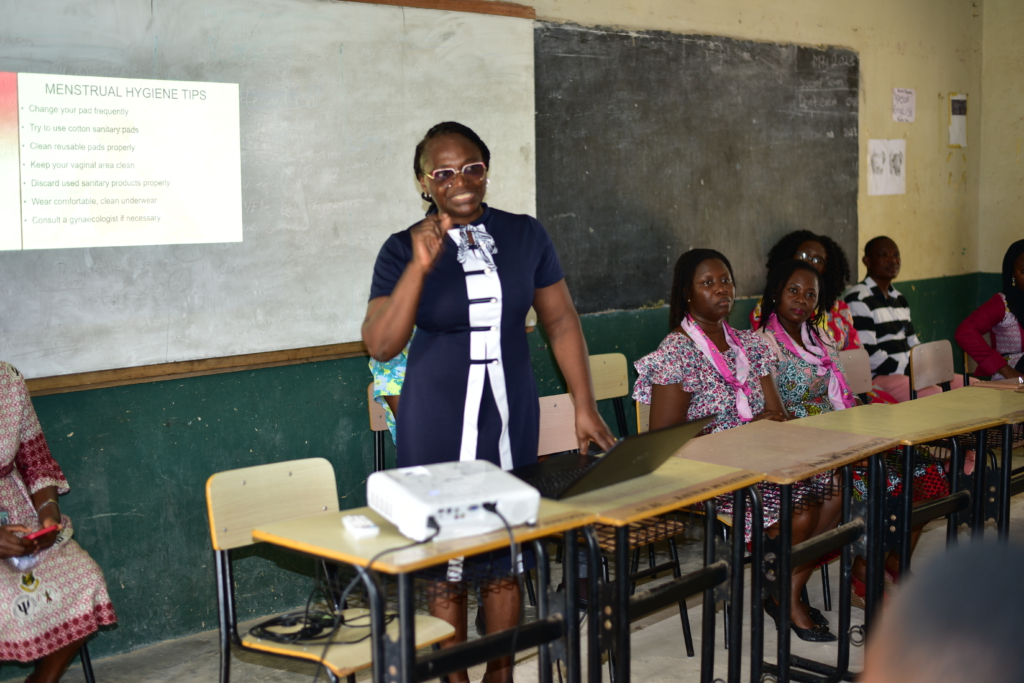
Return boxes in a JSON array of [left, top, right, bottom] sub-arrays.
[[0, 525, 35, 559], [410, 212, 451, 273]]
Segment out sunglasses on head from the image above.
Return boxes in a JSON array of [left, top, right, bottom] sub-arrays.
[[425, 162, 487, 184]]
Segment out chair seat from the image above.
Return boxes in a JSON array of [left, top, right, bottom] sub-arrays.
[[592, 517, 687, 551], [241, 608, 454, 678]]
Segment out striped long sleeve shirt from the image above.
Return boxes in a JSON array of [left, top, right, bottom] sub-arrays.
[[842, 276, 920, 376]]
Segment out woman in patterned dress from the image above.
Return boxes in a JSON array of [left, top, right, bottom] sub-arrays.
[[0, 362, 116, 682], [632, 249, 839, 641], [754, 260, 858, 418], [750, 230, 898, 404], [757, 260, 947, 606]]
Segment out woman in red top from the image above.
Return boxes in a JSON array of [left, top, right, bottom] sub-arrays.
[[956, 239, 1024, 380]]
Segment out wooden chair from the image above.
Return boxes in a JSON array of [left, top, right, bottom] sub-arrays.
[[838, 347, 873, 403], [637, 400, 748, 625], [538, 393, 579, 455], [532, 392, 579, 607], [367, 383, 390, 472], [805, 346, 880, 609], [915, 340, 1010, 488], [78, 642, 96, 683], [544, 394, 695, 659], [206, 458, 453, 683], [589, 353, 631, 437], [636, 401, 650, 434], [959, 332, 989, 385], [909, 340, 955, 399]]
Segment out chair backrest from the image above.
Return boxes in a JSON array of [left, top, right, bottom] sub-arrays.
[[537, 393, 578, 456], [589, 353, 629, 401], [206, 458, 339, 551], [909, 339, 955, 395], [636, 401, 650, 434], [961, 332, 989, 381], [964, 348, 979, 378], [525, 306, 538, 330], [367, 383, 388, 433], [838, 347, 873, 396]]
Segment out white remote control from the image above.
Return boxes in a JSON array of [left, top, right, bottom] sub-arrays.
[[342, 514, 380, 539]]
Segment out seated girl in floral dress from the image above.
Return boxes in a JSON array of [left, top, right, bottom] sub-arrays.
[[756, 260, 947, 607], [633, 249, 840, 642]]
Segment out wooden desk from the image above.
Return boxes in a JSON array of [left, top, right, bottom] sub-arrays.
[[563, 457, 763, 683], [797, 396, 999, 633], [565, 457, 763, 525], [254, 500, 597, 683], [791, 397, 1004, 445], [673, 419, 899, 683], [950, 387, 1024, 537], [894, 387, 1024, 539], [967, 378, 1024, 393], [254, 500, 595, 574], [674, 419, 900, 482], [946, 385, 1024, 424], [800, 391, 1019, 536]]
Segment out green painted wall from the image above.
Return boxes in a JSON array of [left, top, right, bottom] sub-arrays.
[[0, 272, 998, 676]]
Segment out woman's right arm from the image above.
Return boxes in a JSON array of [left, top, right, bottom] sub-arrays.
[[362, 213, 450, 360], [955, 294, 1019, 379], [649, 383, 693, 431]]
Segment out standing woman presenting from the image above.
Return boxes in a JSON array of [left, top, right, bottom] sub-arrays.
[[362, 122, 614, 683]]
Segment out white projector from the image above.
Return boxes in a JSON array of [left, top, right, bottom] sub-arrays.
[[367, 460, 540, 542]]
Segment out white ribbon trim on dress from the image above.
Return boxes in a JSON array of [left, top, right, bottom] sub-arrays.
[[448, 224, 513, 471]]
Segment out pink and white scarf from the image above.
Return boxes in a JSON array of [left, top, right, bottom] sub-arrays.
[[767, 313, 855, 410], [681, 315, 754, 421]]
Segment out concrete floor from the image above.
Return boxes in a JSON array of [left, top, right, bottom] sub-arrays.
[[7, 475, 1023, 683]]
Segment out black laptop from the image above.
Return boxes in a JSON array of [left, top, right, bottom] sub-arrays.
[[510, 416, 714, 500]]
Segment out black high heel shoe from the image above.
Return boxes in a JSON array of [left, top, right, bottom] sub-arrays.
[[763, 598, 837, 642], [805, 604, 829, 627]]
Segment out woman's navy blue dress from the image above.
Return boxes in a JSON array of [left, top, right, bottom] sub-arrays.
[[369, 205, 564, 470]]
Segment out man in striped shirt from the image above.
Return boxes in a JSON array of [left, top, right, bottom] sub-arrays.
[[843, 236, 965, 401]]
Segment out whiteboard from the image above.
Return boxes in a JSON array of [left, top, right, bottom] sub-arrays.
[[0, 0, 536, 378]]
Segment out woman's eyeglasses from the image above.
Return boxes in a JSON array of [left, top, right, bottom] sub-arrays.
[[796, 251, 826, 267], [425, 162, 487, 184]]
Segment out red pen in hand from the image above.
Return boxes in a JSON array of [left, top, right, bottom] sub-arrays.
[[25, 524, 59, 540]]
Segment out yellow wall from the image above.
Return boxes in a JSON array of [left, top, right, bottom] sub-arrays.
[[530, 0, 985, 281], [979, 0, 1024, 273]]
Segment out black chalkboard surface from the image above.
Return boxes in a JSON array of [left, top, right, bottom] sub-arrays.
[[535, 24, 859, 314]]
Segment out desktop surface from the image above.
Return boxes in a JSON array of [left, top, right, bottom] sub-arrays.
[[252, 500, 596, 574], [674, 419, 899, 483]]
